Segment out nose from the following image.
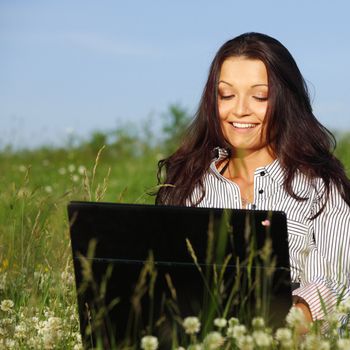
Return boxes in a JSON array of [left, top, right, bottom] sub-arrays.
[[232, 96, 251, 117]]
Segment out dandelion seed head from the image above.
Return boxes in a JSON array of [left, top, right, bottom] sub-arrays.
[[213, 317, 227, 328], [183, 316, 201, 335], [140, 335, 159, 350], [19, 165, 27, 172], [68, 164, 76, 173]]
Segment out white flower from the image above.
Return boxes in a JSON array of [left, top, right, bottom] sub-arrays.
[[337, 339, 350, 350], [188, 346, 202, 350], [302, 334, 330, 350], [183, 316, 201, 335], [78, 165, 87, 175], [14, 323, 27, 339], [68, 164, 76, 173], [286, 306, 307, 327], [141, 335, 159, 350], [252, 330, 272, 347], [252, 317, 265, 329], [236, 335, 254, 350], [227, 324, 246, 339], [228, 317, 239, 327], [213, 317, 227, 328], [275, 327, 292, 343], [58, 167, 67, 175], [203, 331, 225, 349], [0, 299, 14, 312], [44, 185, 53, 193], [72, 174, 80, 182], [337, 298, 350, 314], [4, 339, 16, 348]]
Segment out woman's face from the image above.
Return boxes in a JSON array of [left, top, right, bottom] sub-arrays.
[[217, 56, 269, 155]]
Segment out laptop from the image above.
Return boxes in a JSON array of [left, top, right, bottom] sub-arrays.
[[68, 201, 291, 349]]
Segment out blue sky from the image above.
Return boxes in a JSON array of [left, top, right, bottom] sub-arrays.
[[1, 0, 350, 148]]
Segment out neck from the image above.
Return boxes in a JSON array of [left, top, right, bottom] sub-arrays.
[[229, 148, 275, 183]]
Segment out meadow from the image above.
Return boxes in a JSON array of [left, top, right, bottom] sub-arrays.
[[1, 108, 350, 349]]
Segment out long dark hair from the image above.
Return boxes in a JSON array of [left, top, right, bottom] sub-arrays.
[[156, 32, 350, 214]]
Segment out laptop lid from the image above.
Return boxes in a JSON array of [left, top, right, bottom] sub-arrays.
[[68, 201, 291, 349]]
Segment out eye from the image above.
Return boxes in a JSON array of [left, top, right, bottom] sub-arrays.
[[219, 94, 234, 100], [253, 96, 268, 102]]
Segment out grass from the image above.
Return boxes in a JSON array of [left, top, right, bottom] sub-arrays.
[[0, 131, 350, 349]]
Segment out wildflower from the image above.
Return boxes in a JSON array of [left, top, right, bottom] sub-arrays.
[[275, 327, 292, 344], [203, 331, 225, 349], [302, 334, 330, 350], [72, 174, 80, 182], [45, 185, 53, 193], [286, 306, 307, 328], [140, 335, 159, 350], [68, 164, 76, 173], [252, 317, 265, 329], [337, 339, 350, 350], [227, 324, 246, 339], [78, 165, 86, 175], [14, 323, 27, 339], [58, 167, 67, 175], [228, 317, 239, 327], [188, 345, 202, 350], [19, 165, 27, 172], [0, 299, 14, 312], [337, 297, 350, 314], [236, 335, 254, 350], [252, 330, 273, 347], [183, 316, 201, 335], [213, 317, 227, 328]]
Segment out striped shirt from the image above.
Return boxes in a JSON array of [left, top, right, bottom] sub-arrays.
[[189, 148, 350, 321]]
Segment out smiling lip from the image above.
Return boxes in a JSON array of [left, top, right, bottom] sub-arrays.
[[231, 122, 258, 129]]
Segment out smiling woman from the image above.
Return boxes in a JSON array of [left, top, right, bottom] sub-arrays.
[[155, 32, 350, 331]]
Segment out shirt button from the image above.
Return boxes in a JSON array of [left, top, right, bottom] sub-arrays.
[[251, 204, 257, 210], [259, 189, 264, 194], [260, 171, 266, 176]]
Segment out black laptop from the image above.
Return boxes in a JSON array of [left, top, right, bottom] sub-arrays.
[[68, 201, 291, 349]]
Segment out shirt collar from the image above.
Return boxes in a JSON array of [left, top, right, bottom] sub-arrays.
[[211, 147, 285, 186]]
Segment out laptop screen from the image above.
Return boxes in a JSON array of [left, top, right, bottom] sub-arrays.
[[68, 201, 291, 349]]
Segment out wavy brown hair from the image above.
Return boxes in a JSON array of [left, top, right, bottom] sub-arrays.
[[155, 32, 350, 215]]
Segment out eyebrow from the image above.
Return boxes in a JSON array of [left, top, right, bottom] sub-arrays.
[[218, 80, 268, 88]]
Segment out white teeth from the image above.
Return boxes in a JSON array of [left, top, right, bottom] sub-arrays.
[[231, 122, 257, 129]]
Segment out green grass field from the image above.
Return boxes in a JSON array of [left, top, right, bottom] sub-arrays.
[[0, 128, 350, 349]]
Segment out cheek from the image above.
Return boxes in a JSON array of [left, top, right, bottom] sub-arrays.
[[217, 102, 230, 120]]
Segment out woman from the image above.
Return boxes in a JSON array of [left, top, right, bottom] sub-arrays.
[[156, 32, 350, 327]]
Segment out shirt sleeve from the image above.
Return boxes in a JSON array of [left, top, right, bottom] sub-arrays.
[[292, 183, 350, 321]]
